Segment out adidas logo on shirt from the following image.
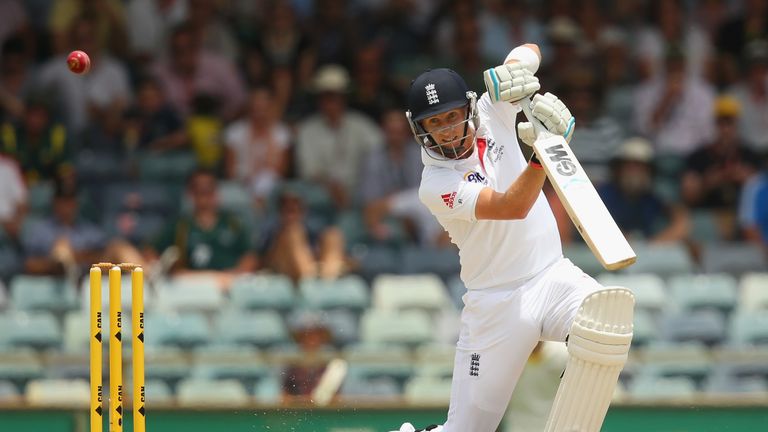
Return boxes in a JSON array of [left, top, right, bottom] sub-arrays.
[[441, 192, 456, 208]]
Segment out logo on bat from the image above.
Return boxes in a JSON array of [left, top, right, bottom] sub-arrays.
[[545, 144, 577, 176]]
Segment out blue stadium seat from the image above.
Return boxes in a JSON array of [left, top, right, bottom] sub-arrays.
[[689, 210, 723, 243], [702, 243, 767, 275], [25, 378, 90, 406], [144, 347, 191, 388], [156, 276, 224, 312], [345, 363, 413, 389], [191, 347, 270, 389], [45, 356, 90, 381], [415, 344, 456, 366], [632, 309, 657, 346], [661, 311, 726, 346], [343, 343, 411, 364], [626, 242, 694, 276], [138, 152, 198, 183], [229, 274, 295, 311], [730, 310, 768, 345], [10, 276, 78, 312], [0, 311, 61, 350], [629, 375, 696, 400], [740, 273, 768, 311], [214, 310, 289, 348], [413, 362, 454, 380], [639, 342, 712, 384], [343, 343, 413, 385], [144, 379, 174, 405], [299, 276, 369, 310], [668, 273, 738, 313], [372, 274, 450, 312], [253, 373, 282, 403], [336, 210, 368, 246], [0, 349, 44, 391], [341, 375, 400, 399], [360, 309, 434, 346], [144, 312, 211, 349], [322, 309, 359, 346], [705, 366, 768, 396], [75, 150, 128, 183], [177, 378, 250, 406], [404, 376, 452, 404], [354, 246, 401, 279]]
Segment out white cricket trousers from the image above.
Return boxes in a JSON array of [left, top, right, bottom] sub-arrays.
[[442, 257, 604, 432]]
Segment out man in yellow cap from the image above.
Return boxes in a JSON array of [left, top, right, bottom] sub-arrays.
[[681, 96, 758, 218]]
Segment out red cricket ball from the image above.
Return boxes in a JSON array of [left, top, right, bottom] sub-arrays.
[[67, 50, 91, 74]]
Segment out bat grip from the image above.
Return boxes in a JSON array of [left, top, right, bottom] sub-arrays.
[[519, 96, 553, 139]]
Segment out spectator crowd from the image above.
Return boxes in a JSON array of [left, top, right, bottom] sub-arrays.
[[1, 0, 768, 291]]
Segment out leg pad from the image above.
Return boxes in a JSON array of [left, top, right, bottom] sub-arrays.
[[544, 287, 634, 432]]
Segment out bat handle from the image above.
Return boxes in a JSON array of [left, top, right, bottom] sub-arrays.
[[519, 96, 553, 139]]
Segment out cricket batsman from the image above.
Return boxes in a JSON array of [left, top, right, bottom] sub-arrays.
[[390, 44, 635, 432]]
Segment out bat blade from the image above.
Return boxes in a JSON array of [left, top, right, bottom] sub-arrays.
[[532, 134, 636, 270]]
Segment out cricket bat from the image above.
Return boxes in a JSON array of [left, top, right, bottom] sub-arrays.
[[521, 98, 636, 270], [311, 358, 348, 406]]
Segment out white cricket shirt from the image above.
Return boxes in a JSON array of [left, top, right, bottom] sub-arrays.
[[418, 93, 562, 290]]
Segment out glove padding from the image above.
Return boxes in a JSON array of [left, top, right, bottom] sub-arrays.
[[484, 63, 540, 103], [517, 92, 575, 147]]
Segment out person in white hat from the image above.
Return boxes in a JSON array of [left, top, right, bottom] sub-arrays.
[[599, 137, 688, 242], [295, 64, 383, 208]]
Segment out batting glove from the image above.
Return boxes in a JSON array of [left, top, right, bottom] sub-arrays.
[[517, 92, 575, 147], [483, 63, 540, 103]]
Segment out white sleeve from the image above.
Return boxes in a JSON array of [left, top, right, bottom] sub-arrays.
[[419, 169, 485, 222]]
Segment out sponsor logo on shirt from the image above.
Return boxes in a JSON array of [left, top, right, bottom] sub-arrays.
[[464, 171, 488, 184], [479, 136, 504, 163], [488, 137, 504, 162], [441, 192, 457, 208]]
